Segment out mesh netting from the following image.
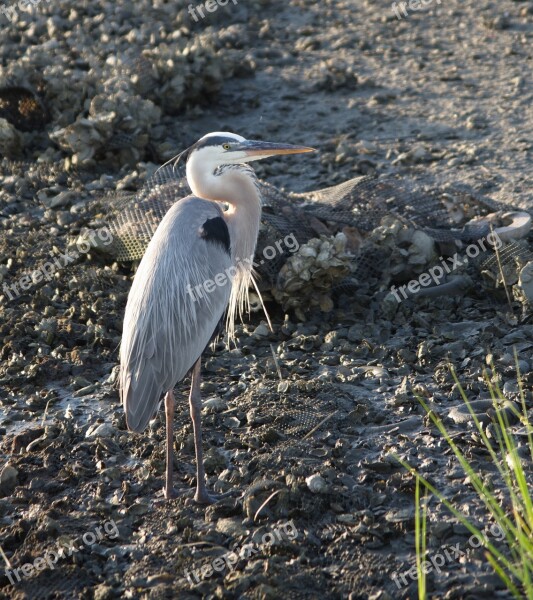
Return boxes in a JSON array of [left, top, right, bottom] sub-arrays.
[[289, 177, 503, 292], [100, 165, 515, 290], [295, 176, 505, 239], [477, 239, 533, 273], [167, 380, 339, 450], [101, 167, 190, 262], [234, 384, 340, 443], [0, 86, 49, 132], [1, 564, 93, 599], [472, 239, 533, 300]]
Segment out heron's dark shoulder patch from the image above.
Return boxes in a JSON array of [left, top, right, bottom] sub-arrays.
[[200, 217, 230, 254]]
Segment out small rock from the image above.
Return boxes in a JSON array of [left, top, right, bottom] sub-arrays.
[[93, 584, 116, 600], [86, 422, 114, 438], [252, 322, 270, 338], [42, 190, 78, 209], [392, 144, 432, 165], [277, 381, 290, 393], [216, 517, 248, 537], [73, 383, 99, 397], [0, 464, 18, 496], [203, 396, 226, 412], [0, 464, 18, 485]]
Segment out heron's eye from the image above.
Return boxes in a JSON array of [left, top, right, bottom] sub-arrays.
[[222, 143, 231, 150]]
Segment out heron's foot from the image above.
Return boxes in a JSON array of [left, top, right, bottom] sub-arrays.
[[193, 489, 218, 505], [186, 487, 240, 506], [165, 487, 179, 500]]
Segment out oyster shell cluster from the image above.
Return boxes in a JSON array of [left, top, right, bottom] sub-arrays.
[[0, 0, 259, 164], [273, 233, 352, 320], [366, 216, 437, 284]]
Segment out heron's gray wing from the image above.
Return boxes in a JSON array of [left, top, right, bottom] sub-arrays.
[[120, 196, 232, 432]]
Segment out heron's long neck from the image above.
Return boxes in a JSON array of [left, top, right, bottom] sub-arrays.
[[189, 166, 262, 339], [190, 165, 262, 263], [223, 177, 261, 266]]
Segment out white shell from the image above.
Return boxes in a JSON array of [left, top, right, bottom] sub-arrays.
[[306, 473, 328, 494]]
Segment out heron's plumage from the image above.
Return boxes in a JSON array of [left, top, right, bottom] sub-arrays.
[[200, 216, 231, 253], [119, 131, 313, 502], [214, 165, 262, 340], [120, 196, 232, 432]]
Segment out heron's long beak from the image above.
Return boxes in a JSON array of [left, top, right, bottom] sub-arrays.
[[238, 140, 315, 158]]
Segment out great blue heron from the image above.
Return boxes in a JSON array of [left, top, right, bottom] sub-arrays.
[[120, 132, 314, 503]]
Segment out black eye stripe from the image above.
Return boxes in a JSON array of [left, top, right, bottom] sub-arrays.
[[190, 136, 240, 152]]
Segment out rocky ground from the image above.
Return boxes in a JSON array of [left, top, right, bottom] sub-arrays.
[[0, 0, 532, 598]]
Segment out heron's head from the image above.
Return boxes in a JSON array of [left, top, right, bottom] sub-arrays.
[[186, 132, 314, 172], [184, 132, 314, 202]]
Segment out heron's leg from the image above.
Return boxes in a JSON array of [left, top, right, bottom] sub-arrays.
[[189, 357, 213, 504], [164, 389, 176, 500]]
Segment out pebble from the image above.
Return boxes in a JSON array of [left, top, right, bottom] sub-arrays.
[[86, 422, 115, 438], [252, 323, 270, 338], [0, 464, 18, 486], [305, 473, 328, 494]]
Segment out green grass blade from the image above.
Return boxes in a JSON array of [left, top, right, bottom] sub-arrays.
[[415, 476, 427, 600]]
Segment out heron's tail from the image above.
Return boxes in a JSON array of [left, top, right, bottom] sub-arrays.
[[120, 367, 162, 433]]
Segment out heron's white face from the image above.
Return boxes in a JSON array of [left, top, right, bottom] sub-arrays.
[[189, 131, 314, 167], [185, 132, 314, 201]]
